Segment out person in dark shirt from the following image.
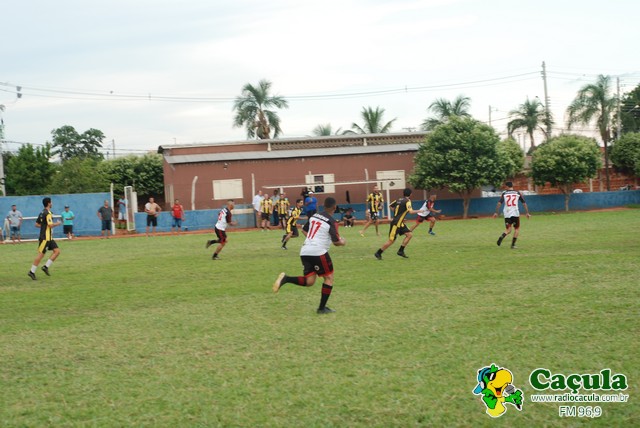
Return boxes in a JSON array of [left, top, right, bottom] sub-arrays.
[[374, 188, 421, 260], [28, 197, 62, 280]]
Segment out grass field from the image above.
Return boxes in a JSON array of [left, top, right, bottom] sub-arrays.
[[1, 210, 639, 427]]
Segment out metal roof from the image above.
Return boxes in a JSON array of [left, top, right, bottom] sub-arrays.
[[164, 143, 420, 165]]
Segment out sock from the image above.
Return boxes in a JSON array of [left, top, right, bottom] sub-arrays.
[[398, 245, 406, 253], [281, 235, 286, 243], [282, 241, 287, 248], [283, 275, 306, 286], [376, 248, 383, 255], [512, 237, 518, 246], [30, 265, 37, 273], [319, 283, 333, 309], [45, 259, 53, 268], [429, 227, 433, 232], [211, 240, 219, 244]]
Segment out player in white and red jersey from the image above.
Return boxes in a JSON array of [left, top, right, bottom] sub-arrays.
[[273, 197, 346, 314], [411, 194, 441, 235], [206, 200, 237, 260], [492, 182, 531, 249]]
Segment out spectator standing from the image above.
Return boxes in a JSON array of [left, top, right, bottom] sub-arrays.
[[144, 197, 162, 237], [253, 190, 264, 228], [117, 197, 128, 227], [170, 199, 186, 235], [97, 200, 114, 239], [60, 205, 75, 240], [304, 191, 318, 217], [6, 204, 23, 244]]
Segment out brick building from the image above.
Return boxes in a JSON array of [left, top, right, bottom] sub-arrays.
[[157, 132, 431, 211]]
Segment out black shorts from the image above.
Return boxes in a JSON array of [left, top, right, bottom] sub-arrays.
[[279, 213, 287, 220], [37, 239, 58, 254], [63, 225, 73, 234], [416, 214, 435, 223], [101, 219, 112, 231], [504, 216, 521, 229], [286, 224, 299, 237], [388, 223, 410, 241], [301, 253, 333, 277], [261, 212, 270, 220], [214, 227, 227, 243], [370, 212, 379, 221], [147, 215, 158, 227]]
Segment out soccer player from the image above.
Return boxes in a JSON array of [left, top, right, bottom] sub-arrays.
[[260, 194, 273, 231], [276, 193, 290, 230], [206, 200, 237, 260], [374, 188, 421, 260], [28, 197, 62, 280], [411, 194, 441, 235], [273, 197, 346, 314], [360, 185, 384, 237], [281, 198, 303, 249], [493, 181, 531, 249]]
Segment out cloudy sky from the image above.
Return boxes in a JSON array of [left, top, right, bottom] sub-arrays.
[[1, 0, 638, 155]]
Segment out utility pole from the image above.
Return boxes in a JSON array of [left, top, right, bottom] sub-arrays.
[[616, 77, 622, 139], [0, 106, 6, 196], [541, 61, 552, 140], [488, 105, 492, 126], [112, 139, 116, 159]]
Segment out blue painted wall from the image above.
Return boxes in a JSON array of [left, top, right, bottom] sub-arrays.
[[0, 192, 111, 239], [133, 204, 256, 234]]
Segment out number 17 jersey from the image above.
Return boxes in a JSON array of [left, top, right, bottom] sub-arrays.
[[300, 212, 340, 256]]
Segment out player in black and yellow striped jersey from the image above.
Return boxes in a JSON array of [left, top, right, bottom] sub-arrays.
[[28, 197, 62, 280], [260, 196, 273, 230], [374, 188, 421, 260], [281, 199, 304, 249], [276, 194, 290, 230], [359, 185, 384, 237]]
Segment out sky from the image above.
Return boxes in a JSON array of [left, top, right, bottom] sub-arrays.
[[1, 0, 639, 156]]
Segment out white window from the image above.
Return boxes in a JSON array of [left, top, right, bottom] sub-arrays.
[[212, 179, 243, 200], [376, 170, 405, 190], [305, 173, 335, 194]]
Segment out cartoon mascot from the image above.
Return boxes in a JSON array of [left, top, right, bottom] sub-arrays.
[[472, 364, 524, 417]]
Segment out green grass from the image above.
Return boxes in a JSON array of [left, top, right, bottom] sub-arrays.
[[1, 210, 639, 427]]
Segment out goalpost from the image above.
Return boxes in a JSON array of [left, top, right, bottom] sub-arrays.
[[3, 214, 64, 242], [124, 185, 137, 231]]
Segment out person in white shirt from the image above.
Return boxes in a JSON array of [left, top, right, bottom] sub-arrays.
[[273, 197, 346, 314], [493, 181, 531, 249], [205, 200, 237, 260], [252, 190, 263, 228], [6, 204, 23, 244]]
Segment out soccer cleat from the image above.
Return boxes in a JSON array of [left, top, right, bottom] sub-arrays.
[[28, 271, 37, 280], [511, 245, 518, 249], [212, 254, 220, 260], [281, 246, 287, 250], [205, 240, 212, 249], [497, 236, 504, 246], [374, 252, 382, 260], [41, 266, 50, 276], [359, 231, 365, 237], [397, 252, 409, 258], [317, 307, 336, 314], [429, 231, 436, 236], [273, 272, 285, 293]]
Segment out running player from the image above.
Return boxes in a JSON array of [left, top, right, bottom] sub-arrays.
[[281, 198, 303, 249], [360, 185, 384, 237], [411, 194, 441, 235], [374, 188, 421, 259], [205, 200, 237, 259], [493, 181, 531, 249], [273, 197, 346, 314], [28, 197, 62, 280]]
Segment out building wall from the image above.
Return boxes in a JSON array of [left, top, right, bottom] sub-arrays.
[[163, 151, 420, 210]]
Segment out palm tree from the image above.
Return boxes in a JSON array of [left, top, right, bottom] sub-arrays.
[[311, 124, 344, 136], [566, 74, 617, 191], [507, 98, 553, 150], [232, 79, 289, 139], [350, 106, 396, 134], [421, 95, 471, 130]]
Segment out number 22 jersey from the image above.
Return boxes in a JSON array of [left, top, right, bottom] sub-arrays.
[[499, 190, 526, 218]]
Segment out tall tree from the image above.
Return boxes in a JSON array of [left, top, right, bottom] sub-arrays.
[[51, 125, 105, 161], [232, 79, 289, 139], [620, 84, 640, 135], [507, 98, 553, 150], [421, 95, 471, 131], [566, 74, 617, 191], [5, 143, 54, 195], [47, 158, 109, 194], [530, 135, 601, 211], [409, 116, 505, 218], [101, 154, 164, 200], [350, 106, 396, 134], [497, 137, 526, 179]]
